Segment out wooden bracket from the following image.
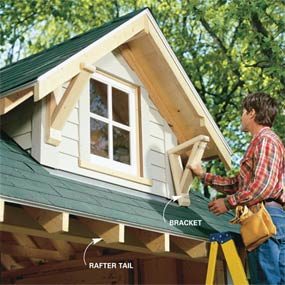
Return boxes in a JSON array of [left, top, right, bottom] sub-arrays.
[[168, 135, 209, 206], [46, 63, 95, 146]]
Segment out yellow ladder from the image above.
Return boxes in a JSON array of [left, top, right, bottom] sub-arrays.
[[206, 232, 248, 285]]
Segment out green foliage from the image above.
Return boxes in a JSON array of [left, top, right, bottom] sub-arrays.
[[1, 0, 284, 196]]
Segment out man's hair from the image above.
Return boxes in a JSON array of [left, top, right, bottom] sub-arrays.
[[242, 92, 277, 127]]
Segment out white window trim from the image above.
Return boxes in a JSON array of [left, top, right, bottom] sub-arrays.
[[78, 70, 153, 186]]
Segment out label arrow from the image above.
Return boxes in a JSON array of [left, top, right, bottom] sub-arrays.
[[83, 238, 102, 266], [163, 194, 188, 223]]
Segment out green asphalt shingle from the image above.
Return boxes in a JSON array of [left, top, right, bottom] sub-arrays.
[[0, 8, 147, 96], [0, 131, 239, 239]]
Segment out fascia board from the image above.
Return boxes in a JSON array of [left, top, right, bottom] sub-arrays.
[[0, 194, 209, 242], [35, 10, 149, 100]]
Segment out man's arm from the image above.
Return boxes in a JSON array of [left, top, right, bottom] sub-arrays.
[[204, 173, 239, 195], [227, 137, 281, 207], [190, 163, 239, 195]]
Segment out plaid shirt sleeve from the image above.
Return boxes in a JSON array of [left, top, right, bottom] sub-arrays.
[[227, 137, 282, 207], [204, 173, 239, 194]]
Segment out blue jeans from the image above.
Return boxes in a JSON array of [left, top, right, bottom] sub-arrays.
[[248, 206, 285, 285]]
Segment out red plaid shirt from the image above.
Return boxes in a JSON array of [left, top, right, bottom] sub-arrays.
[[204, 127, 285, 207]]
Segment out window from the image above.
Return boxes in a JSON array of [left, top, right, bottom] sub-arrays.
[[88, 72, 137, 175]]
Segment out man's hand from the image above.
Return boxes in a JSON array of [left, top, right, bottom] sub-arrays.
[[208, 198, 228, 215], [189, 163, 205, 179]]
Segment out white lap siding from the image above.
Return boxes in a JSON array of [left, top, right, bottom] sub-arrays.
[[31, 52, 177, 198]]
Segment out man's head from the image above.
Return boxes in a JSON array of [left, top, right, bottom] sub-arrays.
[[241, 92, 277, 132]]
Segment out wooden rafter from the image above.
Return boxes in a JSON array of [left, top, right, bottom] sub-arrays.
[[0, 87, 33, 115], [51, 240, 75, 260], [12, 233, 42, 264], [23, 206, 69, 233], [168, 135, 209, 206], [1, 253, 23, 270], [78, 217, 125, 243], [0, 244, 65, 261], [171, 236, 208, 258], [1, 252, 151, 280], [0, 203, 211, 262], [45, 63, 95, 146], [129, 228, 170, 253]]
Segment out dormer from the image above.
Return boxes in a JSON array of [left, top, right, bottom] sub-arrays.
[[0, 7, 232, 200]]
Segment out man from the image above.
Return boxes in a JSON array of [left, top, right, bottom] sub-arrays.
[[190, 92, 285, 285]]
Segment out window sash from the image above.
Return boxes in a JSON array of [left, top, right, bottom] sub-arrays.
[[89, 73, 137, 175]]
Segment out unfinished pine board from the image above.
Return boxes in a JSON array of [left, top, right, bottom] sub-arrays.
[[171, 236, 208, 258], [23, 207, 69, 234], [35, 13, 147, 100], [1, 253, 24, 270], [168, 136, 209, 206], [78, 217, 125, 243], [0, 88, 34, 115]]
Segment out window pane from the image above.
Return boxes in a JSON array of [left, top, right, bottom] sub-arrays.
[[113, 126, 130, 164], [90, 118, 108, 158], [112, 87, 129, 126], [90, 79, 108, 117]]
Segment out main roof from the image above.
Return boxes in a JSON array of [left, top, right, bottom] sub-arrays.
[[0, 8, 147, 95], [0, 131, 239, 239]]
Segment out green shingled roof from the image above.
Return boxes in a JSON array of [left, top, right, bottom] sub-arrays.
[[0, 131, 239, 239], [0, 8, 148, 96]]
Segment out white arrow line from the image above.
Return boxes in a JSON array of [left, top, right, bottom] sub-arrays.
[[83, 238, 102, 266], [163, 195, 187, 223], [163, 199, 173, 223]]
